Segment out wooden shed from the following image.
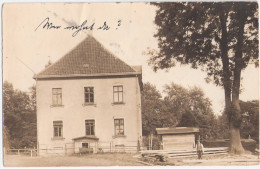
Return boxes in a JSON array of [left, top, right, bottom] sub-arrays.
[[156, 127, 199, 150]]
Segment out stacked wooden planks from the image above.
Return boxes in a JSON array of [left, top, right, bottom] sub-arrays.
[[140, 147, 228, 160]]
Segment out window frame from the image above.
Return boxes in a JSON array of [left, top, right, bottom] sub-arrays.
[[85, 119, 95, 136], [82, 143, 89, 148], [53, 121, 63, 138], [52, 88, 62, 106], [114, 118, 124, 136], [113, 85, 123, 103], [84, 87, 94, 103]]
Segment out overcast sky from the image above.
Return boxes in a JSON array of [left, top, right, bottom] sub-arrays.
[[3, 3, 259, 115]]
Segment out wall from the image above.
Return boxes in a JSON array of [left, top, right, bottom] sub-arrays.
[[162, 134, 195, 150], [36, 76, 142, 155]]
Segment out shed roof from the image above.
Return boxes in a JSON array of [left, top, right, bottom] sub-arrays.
[[34, 35, 141, 79], [156, 127, 199, 135], [72, 135, 99, 141]]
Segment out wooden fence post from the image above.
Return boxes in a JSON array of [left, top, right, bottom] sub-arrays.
[[30, 150, 33, 157], [148, 135, 150, 150], [65, 144, 67, 156], [151, 134, 153, 150], [18, 149, 20, 155], [37, 142, 39, 156]]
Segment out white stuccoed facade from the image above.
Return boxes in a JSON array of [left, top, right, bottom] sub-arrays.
[[36, 75, 142, 155]]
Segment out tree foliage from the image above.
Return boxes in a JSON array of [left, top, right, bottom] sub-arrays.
[[149, 2, 258, 153], [149, 2, 258, 81], [142, 82, 175, 135], [177, 111, 198, 128], [164, 83, 217, 140], [240, 100, 259, 142], [215, 100, 259, 142], [142, 82, 218, 140], [3, 81, 37, 148]]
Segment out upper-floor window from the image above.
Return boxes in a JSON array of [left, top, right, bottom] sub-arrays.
[[85, 120, 95, 136], [84, 87, 94, 103], [113, 86, 123, 103], [114, 119, 124, 136], [52, 88, 62, 106], [53, 121, 63, 138]]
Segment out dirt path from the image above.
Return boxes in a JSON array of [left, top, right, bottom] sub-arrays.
[[4, 154, 143, 167], [172, 154, 260, 166], [4, 153, 259, 167]]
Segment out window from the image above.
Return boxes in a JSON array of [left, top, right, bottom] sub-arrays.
[[84, 87, 94, 103], [85, 120, 95, 135], [113, 86, 123, 103], [114, 119, 124, 136], [52, 88, 62, 106], [53, 121, 63, 137], [82, 143, 89, 148]]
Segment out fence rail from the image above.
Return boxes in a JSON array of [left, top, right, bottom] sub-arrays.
[[5, 149, 37, 157], [5, 140, 142, 156]]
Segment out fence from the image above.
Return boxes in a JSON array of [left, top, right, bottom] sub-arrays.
[[37, 141, 141, 156], [5, 140, 144, 157], [5, 148, 37, 157]]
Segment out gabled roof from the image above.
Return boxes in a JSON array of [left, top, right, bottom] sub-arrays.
[[156, 127, 199, 135], [34, 36, 140, 79]]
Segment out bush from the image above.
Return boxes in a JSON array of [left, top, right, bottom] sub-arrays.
[[202, 139, 257, 152], [142, 135, 161, 150]]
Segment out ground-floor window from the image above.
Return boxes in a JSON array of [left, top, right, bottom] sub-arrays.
[[53, 121, 63, 137], [85, 120, 95, 135], [114, 119, 124, 136], [82, 143, 89, 148]]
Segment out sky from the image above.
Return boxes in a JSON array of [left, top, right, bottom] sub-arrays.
[[2, 2, 259, 115]]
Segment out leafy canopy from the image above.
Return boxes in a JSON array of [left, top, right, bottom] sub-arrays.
[[149, 2, 258, 86]]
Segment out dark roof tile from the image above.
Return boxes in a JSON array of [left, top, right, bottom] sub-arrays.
[[35, 36, 138, 78]]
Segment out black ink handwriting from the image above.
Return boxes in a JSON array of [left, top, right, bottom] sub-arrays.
[[97, 22, 110, 30], [64, 20, 95, 37], [35, 17, 61, 31]]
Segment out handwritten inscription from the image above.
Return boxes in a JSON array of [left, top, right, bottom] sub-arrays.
[[35, 17, 121, 37], [35, 17, 61, 31]]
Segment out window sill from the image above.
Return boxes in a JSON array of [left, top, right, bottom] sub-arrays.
[[112, 135, 126, 139], [111, 102, 125, 106], [50, 105, 64, 108], [82, 103, 97, 107], [51, 137, 65, 140]]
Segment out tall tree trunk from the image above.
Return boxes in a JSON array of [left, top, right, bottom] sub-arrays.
[[229, 3, 246, 154], [219, 11, 232, 120], [219, 5, 244, 154]]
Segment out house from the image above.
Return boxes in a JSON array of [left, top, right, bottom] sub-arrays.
[[156, 127, 199, 150], [33, 36, 142, 156]]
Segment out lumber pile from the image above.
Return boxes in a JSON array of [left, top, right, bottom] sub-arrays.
[[140, 147, 228, 161]]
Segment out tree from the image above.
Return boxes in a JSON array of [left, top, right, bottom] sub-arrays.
[[149, 2, 258, 153], [163, 83, 190, 123], [3, 81, 37, 148], [240, 100, 259, 142], [164, 83, 217, 140], [177, 111, 198, 127], [215, 113, 230, 140], [142, 82, 175, 135]]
